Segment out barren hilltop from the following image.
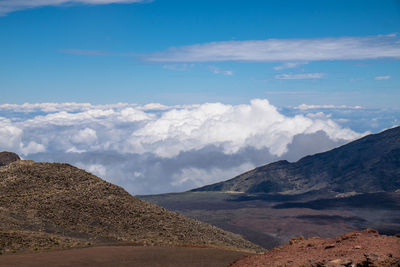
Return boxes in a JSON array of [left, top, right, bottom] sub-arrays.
[[0, 158, 261, 254]]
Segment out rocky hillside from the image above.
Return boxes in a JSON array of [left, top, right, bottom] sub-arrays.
[[230, 229, 400, 266], [0, 160, 262, 254], [193, 126, 400, 194]]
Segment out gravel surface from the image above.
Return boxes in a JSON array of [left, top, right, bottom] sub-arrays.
[[230, 229, 400, 266], [0, 246, 251, 267]]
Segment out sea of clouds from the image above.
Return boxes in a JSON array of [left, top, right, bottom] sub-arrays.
[[0, 99, 398, 194]]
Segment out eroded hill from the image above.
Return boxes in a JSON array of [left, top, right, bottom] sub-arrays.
[[0, 160, 262, 254]]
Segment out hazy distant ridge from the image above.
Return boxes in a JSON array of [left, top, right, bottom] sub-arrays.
[[192, 126, 400, 194]]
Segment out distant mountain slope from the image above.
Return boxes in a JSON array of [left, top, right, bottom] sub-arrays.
[[192, 126, 400, 194], [0, 160, 261, 254]]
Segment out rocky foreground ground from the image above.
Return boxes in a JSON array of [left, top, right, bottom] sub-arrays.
[[230, 229, 400, 266], [0, 246, 249, 267]]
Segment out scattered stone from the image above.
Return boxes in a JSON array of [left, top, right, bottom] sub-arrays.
[[289, 235, 305, 245], [230, 229, 400, 266], [329, 258, 352, 265]]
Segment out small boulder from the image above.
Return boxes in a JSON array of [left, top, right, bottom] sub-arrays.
[[0, 151, 20, 167]]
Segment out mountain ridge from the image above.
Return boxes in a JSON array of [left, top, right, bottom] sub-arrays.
[[140, 126, 400, 249], [192, 126, 400, 194]]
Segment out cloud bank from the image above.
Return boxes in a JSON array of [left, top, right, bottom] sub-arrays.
[[143, 34, 400, 63], [0, 0, 147, 15], [0, 99, 364, 194]]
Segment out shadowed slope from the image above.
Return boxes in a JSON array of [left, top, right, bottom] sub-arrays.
[[0, 152, 20, 167], [193, 126, 400, 194]]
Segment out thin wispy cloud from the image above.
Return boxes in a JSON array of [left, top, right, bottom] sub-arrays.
[[296, 104, 362, 110], [374, 75, 391, 80], [273, 62, 308, 71], [208, 66, 233, 76], [162, 64, 194, 71], [275, 73, 324, 80], [0, 0, 148, 15], [143, 34, 400, 63], [60, 49, 110, 56]]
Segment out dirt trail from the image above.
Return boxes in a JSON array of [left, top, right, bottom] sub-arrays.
[[0, 246, 251, 267]]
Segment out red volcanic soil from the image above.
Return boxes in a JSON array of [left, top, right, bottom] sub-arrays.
[[0, 245, 251, 267], [230, 229, 400, 267]]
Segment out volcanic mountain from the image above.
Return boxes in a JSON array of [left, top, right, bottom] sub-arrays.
[[141, 126, 400, 249], [192, 126, 400, 194], [0, 159, 261, 254]]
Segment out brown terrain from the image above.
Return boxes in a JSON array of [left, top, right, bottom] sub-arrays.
[[0, 155, 262, 256], [0, 246, 248, 267], [1, 147, 400, 266], [230, 229, 400, 267], [142, 127, 400, 249]]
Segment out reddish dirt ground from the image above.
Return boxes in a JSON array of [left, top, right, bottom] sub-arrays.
[[0, 245, 251, 267], [230, 229, 400, 267]]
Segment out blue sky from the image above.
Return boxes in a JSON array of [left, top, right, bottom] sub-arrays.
[[1, 0, 399, 107], [0, 0, 400, 194]]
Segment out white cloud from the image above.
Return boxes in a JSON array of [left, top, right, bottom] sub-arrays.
[[208, 66, 233, 76], [143, 35, 400, 62], [162, 64, 194, 71], [2, 99, 375, 194], [0, 0, 147, 15], [125, 99, 360, 157], [21, 141, 46, 155], [0, 99, 361, 158], [14, 104, 397, 194], [374, 75, 391, 80], [0, 118, 23, 152], [140, 103, 170, 111], [0, 118, 46, 156], [171, 163, 255, 188], [0, 102, 135, 113], [71, 128, 98, 144], [275, 73, 324, 80], [66, 147, 86, 153], [118, 107, 155, 122], [76, 163, 107, 178], [0, 102, 176, 114], [296, 104, 362, 110], [273, 62, 308, 70]]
